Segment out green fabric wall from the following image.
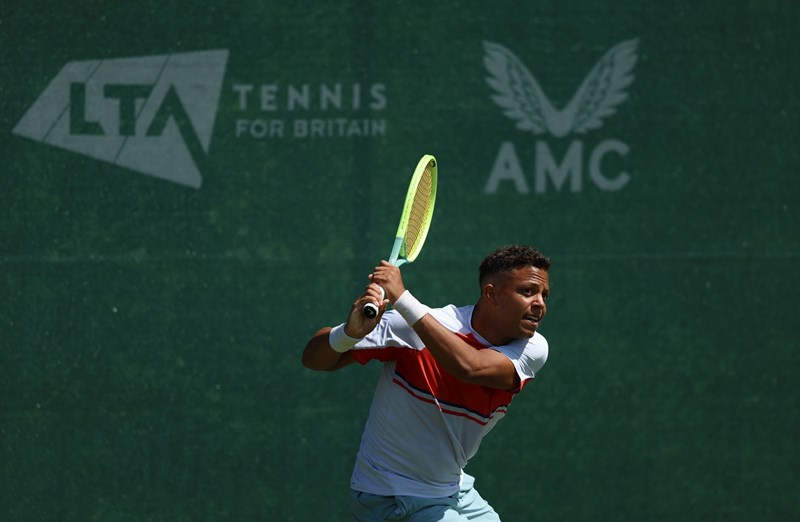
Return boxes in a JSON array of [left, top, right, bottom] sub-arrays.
[[2, 1, 798, 520]]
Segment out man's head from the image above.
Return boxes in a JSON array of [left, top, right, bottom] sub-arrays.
[[479, 245, 551, 287], [475, 245, 551, 345]]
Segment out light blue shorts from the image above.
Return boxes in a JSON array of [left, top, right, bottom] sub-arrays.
[[349, 473, 501, 521]]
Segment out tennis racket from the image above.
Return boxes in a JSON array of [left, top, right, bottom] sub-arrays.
[[363, 154, 438, 318]]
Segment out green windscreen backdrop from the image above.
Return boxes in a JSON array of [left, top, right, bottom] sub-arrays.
[[2, 2, 798, 520]]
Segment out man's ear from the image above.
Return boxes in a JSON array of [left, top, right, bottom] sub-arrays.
[[483, 283, 497, 304]]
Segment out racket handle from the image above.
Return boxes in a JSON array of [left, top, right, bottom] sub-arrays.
[[363, 302, 379, 318], [362, 286, 385, 318]]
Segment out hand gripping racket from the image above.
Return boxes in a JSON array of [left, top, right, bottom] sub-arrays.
[[363, 154, 438, 318]]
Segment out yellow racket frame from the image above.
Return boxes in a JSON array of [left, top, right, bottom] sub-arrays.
[[388, 154, 437, 266], [362, 154, 437, 318]]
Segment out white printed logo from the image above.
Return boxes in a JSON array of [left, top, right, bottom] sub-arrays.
[[232, 82, 387, 140], [482, 40, 639, 193], [13, 50, 229, 188]]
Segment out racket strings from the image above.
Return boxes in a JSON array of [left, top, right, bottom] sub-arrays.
[[404, 164, 434, 258]]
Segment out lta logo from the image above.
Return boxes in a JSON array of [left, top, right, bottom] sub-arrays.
[[482, 40, 639, 194], [13, 50, 228, 188]]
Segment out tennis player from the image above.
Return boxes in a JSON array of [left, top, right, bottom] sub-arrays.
[[302, 245, 551, 521]]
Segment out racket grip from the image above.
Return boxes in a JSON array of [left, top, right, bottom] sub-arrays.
[[363, 302, 379, 318], [361, 287, 386, 318]]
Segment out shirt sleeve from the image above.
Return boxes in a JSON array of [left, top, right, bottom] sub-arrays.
[[349, 310, 425, 364], [493, 333, 549, 384]]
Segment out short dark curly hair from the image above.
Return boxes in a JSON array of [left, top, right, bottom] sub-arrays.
[[479, 245, 551, 285]]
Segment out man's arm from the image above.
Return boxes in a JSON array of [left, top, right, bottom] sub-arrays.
[[301, 327, 358, 371], [411, 315, 520, 390], [370, 261, 519, 391], [301, 281, 388, 372]]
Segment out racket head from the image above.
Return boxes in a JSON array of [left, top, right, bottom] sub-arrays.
[[390, 154, 437, 266]]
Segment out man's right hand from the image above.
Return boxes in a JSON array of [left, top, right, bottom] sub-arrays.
[[345, 281, 388, 337]]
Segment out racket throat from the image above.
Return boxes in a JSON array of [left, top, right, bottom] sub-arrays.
[[389, 236, 407, 266]]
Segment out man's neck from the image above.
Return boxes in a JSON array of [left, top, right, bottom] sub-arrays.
[[471, 300, 510, 347]]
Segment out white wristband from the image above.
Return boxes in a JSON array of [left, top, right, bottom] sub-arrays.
[[328, 323, 361, 353], [393, 290, 430, 326]]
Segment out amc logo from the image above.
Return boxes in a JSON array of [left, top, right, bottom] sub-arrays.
[[482, 40, 639, 194]]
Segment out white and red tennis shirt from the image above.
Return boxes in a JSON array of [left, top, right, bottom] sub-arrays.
[[348, 304, 548, 498]]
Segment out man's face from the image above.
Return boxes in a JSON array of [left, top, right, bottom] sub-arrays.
[[487, 266, 549, 343]]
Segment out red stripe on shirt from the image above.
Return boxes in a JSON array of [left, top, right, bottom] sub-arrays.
[[351, 333, 515, 420]]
